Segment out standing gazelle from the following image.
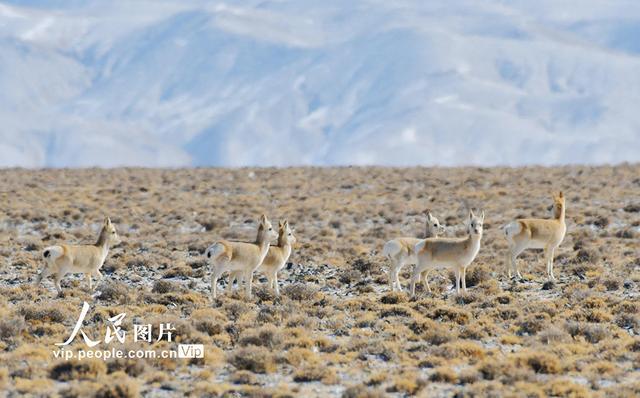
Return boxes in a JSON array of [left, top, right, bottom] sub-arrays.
[[229, 220, 296, 295], [411, 210, 484, 296], [36, 217, 121, 296], [382, 211, 444, 292], [205, 215, 278, 299], [503, 192, 566, 281]]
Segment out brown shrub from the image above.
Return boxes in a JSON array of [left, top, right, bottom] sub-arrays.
[[566, 322, 607, 343], [239, 325, 283, 349], [340, 269, 363, 284], [0, 315, 26, 342], [627, 339, 640, 352], [162, 264, 193, 278], [282, 283, 318, 301], [430, 306, 471, 325], [436, 341, 486, 362], [380, 292, 406, 305], [446, 264, 490, 287], [151, 280, 181, 294], [380, 305, 412, 318], [106, 359, 145, 377], [342, 385, 386, 398], [97, 281, 131, 303], [429, 366, 457, 383], [95, 375, 140, 398], [293, 365, 337, 384], [410, 319, 454, 345], [20, 305, 67, 323], [50, 359, 106, 381], [230, 370, 258, 385], [513, 352, 561, 374], [517, 313, 551, 335], [387, 373, 426, 394], [228, 347, 275, 374]]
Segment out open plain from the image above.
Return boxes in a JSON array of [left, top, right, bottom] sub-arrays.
[[0, 165, 639, 397]]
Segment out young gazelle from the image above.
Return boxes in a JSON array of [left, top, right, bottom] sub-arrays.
[[504, 192, 566, 281], [382, 211, 444, 292], [205, 215, 278, 299], [411, 210, 484, 296], [36, 217, 121, 296], [229, 220, 296, 295]]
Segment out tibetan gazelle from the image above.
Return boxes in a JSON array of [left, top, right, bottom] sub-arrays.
[[229, 220, 296, 296], [36, 217, 121, 296], [382, 211, 444, 292], [411, 210, 484, 296], [504, 192, 566, 281], [205, 214, 278, 299]]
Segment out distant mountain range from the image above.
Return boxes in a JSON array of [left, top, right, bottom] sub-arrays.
[[1, 0, 639, 167]]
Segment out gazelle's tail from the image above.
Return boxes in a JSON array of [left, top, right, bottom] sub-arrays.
[[42, 245, 65, 263]]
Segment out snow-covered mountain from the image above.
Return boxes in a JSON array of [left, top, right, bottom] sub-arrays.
[[1, 0, 639, 167]]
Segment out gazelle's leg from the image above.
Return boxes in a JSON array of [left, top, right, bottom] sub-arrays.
[[54, 272, 64, 297], [395, 259, 405, 291], [391, 265, 401, 292], [545, 246, 556, 281], [506, 249, 513, 279], [245, 271, 253, 298], [455, 268, 461, 294], [421, 269, 431, 293], [462, 267, 467, 292], [92, 270, 103, 289], [549, 247, 556, 281], [211, 266, 225, 300], [36, 266, 53, 285], [388, 259, 396, 291], [510, 243, 525, 279], [409, 269, 420, 298], [274, 273, 280, 296], [86, 273, 92, 290]]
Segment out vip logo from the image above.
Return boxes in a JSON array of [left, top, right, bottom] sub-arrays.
[[178, 344, 204, 358]]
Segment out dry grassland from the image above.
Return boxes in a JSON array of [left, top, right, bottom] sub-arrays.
[[0, 165, 639, 397]]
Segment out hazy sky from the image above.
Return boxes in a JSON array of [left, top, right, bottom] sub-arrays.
[[1, 0, 639, 167]]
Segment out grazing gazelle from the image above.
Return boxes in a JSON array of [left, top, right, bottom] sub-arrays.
[[411, 210, 484, 296], [504, 192, 566, 281], [229, 220, 296, 296], [382, 211, 444, 292], [36, 217, 121, 296], [205, 214, 278, 299]]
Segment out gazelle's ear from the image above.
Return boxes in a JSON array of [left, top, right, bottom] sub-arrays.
[[260, 214, 267, 224], [481, 210, 485, 221], [469, 209, 475, 219], [558, 191, 564, 199], [283, 219, 289, 228], [425, 209, 432, 220], [278, 220, 285, 228], [104, 217, 111, 225]]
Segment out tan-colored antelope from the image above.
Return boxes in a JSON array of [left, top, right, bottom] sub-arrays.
[[229, 220, 296, 295], [36, 217, 121, 296], [411, 210, 484, 296], [205, 214, 278, 299], [382, 211, 444, 292], [503, 192, 566, 281]]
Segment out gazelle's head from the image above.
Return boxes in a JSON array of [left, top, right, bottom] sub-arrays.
[[102, 217, 121, 246], [467, 210, 484, 237], [552, 191, 565, 218], [278, 220, 296, 246], [425, 210, 445, 237], [259, 214, 278, 242]]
